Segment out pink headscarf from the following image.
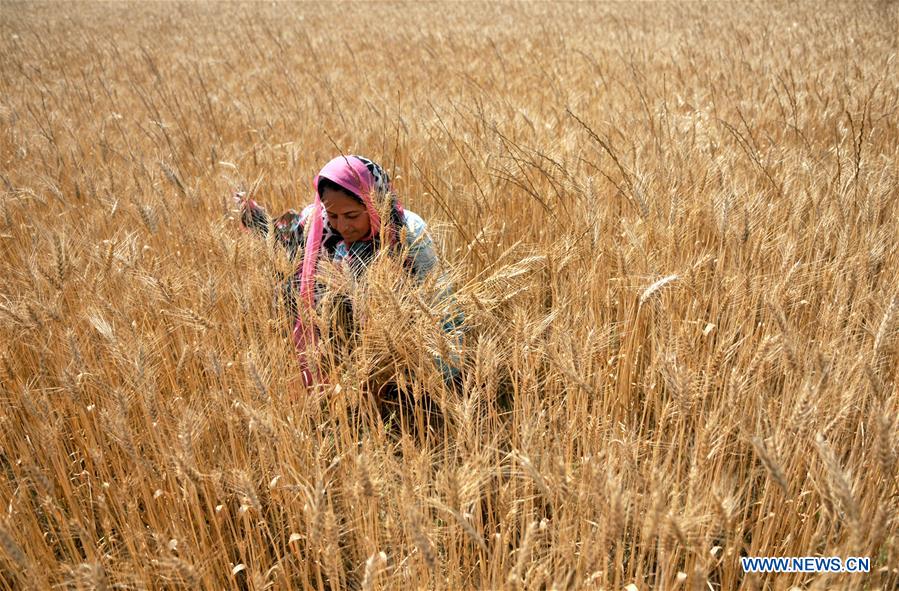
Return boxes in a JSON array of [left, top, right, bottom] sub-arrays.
[[294, 155, 404, 386]]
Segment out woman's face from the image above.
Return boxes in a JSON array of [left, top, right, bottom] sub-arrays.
[[321, 187, 371, 244]]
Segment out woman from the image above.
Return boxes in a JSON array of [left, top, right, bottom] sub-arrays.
[[238, 155, 461, 393]]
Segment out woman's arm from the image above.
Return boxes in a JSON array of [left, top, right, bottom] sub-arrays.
[[237, 194, 308, 260], [402, 210, 439, 281]]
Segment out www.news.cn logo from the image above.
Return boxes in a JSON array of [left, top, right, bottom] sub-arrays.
[[741, 556, 870, 573]]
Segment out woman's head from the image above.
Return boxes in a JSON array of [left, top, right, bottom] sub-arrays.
[[313, 155, 400, 244], [317, 177, 371, 245]]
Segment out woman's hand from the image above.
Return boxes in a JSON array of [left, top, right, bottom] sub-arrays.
[[233, 189, 248, 213], [234, 190, 269, 232]]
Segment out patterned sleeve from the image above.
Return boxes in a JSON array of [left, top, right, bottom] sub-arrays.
[[271, 209, 306, 260]]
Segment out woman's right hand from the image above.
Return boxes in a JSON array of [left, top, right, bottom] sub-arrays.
[[234, 190, 266, 231], [233, 190, 248, 212]]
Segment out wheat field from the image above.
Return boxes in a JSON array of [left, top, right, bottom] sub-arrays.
[[1, 1, 898, 589]]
